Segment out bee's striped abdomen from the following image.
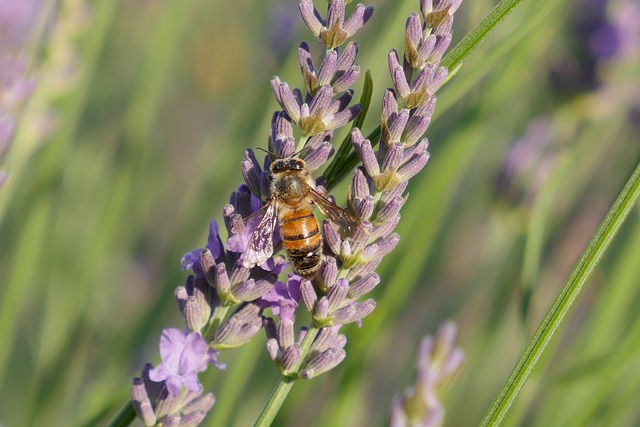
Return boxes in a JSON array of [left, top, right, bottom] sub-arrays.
[[279, 208, 322, 278]]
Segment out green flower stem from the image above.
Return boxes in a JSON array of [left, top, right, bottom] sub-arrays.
[[480, 161, 640, 427], [108, 401, 135, 427], [253, 326, 321, 427]]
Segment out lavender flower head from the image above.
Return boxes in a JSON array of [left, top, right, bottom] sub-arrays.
[[390, 322, 465, 427]]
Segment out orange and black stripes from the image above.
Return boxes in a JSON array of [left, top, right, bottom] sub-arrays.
[[279, 208, 323, 278]]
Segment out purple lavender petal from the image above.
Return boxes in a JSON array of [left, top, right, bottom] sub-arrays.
[[351, 129, 380, 178], [298, 0, 324, 39], [381, 143, 405, 172], [300, 279, 318, 311], [272, 78, 301, 122], [342, 4, 375, 37], [332, 64, 360, 94], [389, 51, 410, 98], [398, 149, 430, 181], [318, 50, 338, 87], [325, 104, 361, 130], [336, 41, 359, 72], [326, 0, 346, 33], [148, 329, 217, 396]]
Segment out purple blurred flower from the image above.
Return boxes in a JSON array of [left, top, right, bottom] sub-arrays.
[[390, 322, 464, 427], [0, 0, 41, 54], [149, 329, 225, 397]]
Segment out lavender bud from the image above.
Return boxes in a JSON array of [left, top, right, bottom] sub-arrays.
[[347, 259, 382, 282], [199, 249, 217, 287], [332, 64, 360, 94], [376, 195, 405, 225], [229, 264, 251, 287], [323, 220, 343, 255], [303, 139, 334, 171], [270, 112, 296, 157], [281, 344, 302, 372], [332, 299, 376, 325], [404, 114, 432, 146], [315, 326, 346, 353], [325, 103, 362, 131], [428, 66, 449, 94], [175, 286, 188, 315], [354, 194, 375, 221], [367, 233, 400, 261], [318, 50, 338, 87], [298, 42, 318, 92], [336, 41, 359, 74], [131, 378, 156, 426], [351, 167, 372, 200], [389, 50, 410, 98], [272, 77, 301, 122], [181, 393, 216, 419], [266, 338, 279, 361], [241, 149, 263, 197], [350, 221, 372, 253], [299, 0, 324, 39], [213, 303, 263, 349], [215, 263, 231, 295], [352, 129, 380, 177], [184, 297, 204, 332], [381, 143, 405, 173], [277, 305, 296, 349], [370, 213, 401, 242], [342, 3, 375, 39], [300, 348, 346, 379], [387, 109, 410, 145], [300, 279, 318, 311], [326, 279, 350, 312], [314, 297, 330, 320], [318, 257, 338, 291], [348, 273, 380, 299], [380, 181, 408, 205], [398, 147, 430, 182], [180, 412, 207, 427]]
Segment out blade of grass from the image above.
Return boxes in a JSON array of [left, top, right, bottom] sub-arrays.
[[480, 160, 640, 426]]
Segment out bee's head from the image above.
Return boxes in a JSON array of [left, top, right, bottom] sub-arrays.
[[270, 157, 306, 174]]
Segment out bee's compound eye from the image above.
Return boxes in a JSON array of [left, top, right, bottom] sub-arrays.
[[271, 160, 285, 173], [292, 159, 304, 170]]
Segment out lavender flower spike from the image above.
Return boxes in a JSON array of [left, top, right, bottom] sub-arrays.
[[299, 0, 374, 49], [389, 322, 465, 427]]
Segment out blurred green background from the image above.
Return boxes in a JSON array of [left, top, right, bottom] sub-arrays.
[[1, 0, 639, 426]]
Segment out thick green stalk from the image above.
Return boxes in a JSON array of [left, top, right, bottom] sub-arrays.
[[480, 161, 640, 426], [107, 401, 135, 427]]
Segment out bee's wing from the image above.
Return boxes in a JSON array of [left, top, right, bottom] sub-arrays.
[[241, 200, 278, 268], [308, 187, 359, 234]]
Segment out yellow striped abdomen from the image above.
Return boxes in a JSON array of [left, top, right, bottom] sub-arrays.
[[279, 208, 322, 279]]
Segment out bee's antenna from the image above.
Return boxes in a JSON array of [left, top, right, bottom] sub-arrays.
[[255, 147, 278, 157], [291, 142, 313, 159]]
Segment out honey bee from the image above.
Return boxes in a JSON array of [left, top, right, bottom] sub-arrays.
[[241, 155, 358, 279]]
